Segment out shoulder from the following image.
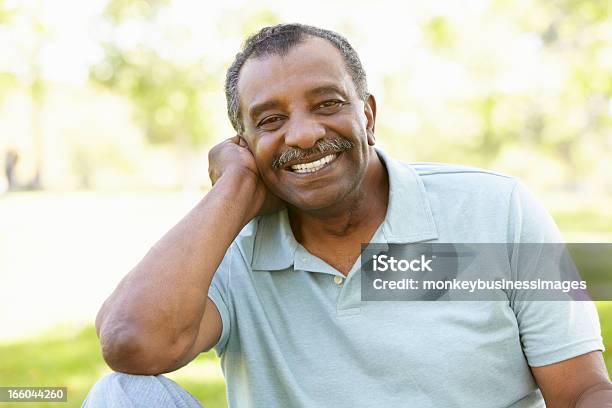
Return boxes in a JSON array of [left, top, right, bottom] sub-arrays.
[[405, 161, 519, 200], [412, 161, 514, 183], [389, 159, 527, 242], [409, 162, 558, 242]]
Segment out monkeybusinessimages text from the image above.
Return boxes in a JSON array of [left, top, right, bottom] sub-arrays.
[[370, 254, 587, 293]]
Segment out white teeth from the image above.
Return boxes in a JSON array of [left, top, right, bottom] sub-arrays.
[[291, 154, 337, 173]]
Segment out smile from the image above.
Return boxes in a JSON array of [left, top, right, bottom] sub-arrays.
[[290, 154, 338, 173]]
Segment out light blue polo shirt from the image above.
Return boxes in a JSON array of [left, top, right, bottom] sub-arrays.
[[206, 149, 603, 408]]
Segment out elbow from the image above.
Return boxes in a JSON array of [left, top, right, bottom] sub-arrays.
[[99, 323, 152, 374], [99, 323, 189, 375]]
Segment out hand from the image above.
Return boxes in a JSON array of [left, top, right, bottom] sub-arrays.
[[208, 135, 285, 221]]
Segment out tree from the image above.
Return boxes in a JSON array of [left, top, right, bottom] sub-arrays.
[[90, 0, 281, 189], [90, 0, 215, 189], [0, 0, 49, 189]]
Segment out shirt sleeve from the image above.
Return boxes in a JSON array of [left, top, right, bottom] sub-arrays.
[[507, 180, 605, 367], [206, 244, 235, 357]]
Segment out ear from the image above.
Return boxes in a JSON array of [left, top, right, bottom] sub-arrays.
[[237, 134, 249, 148], [364, 94, 377, 146], [237, 132, 255, 152]]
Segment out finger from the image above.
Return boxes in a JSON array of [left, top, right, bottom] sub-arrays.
[[237, 136, 248, 147]]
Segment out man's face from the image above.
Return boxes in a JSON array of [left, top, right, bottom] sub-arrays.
[[237, 36, 376, 211]]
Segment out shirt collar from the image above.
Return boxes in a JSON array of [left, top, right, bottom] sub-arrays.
[[250, 148, 439, 271]]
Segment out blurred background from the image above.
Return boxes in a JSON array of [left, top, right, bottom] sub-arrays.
[[0, 0, 611, 406]]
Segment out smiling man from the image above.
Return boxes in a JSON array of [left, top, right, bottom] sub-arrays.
[[84, 24, 612, 407]]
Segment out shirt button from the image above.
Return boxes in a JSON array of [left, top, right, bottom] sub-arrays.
[[334, 276, 344, 285]]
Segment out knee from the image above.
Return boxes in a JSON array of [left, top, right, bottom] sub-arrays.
[[91, 371, 155, 391], [83, 372, 158, 407], [82, 372, 202, 408]]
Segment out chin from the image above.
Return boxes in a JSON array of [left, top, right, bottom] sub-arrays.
[[284, 185, 354, 213]]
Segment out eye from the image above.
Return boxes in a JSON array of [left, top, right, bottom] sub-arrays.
[[257, 115, 285, 129], [315, 100, 347, 113]]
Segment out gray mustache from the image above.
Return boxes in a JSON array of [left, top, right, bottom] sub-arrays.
[[272, 137, 354, 170]]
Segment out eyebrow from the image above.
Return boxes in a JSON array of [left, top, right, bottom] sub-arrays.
[[248, 84, 348, 122], [249, 100, 281, 122], [305, 85, 347, 98]]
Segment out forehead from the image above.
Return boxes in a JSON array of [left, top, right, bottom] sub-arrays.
[[237, 37, 354, 115]]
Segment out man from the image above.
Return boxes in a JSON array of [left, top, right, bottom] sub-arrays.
[[4, 149, 19, 191], [84, 24, 612, 407]]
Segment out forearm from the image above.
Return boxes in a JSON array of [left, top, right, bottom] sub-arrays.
[[576, 381, 612, 407], [97, 171, 256, 363]]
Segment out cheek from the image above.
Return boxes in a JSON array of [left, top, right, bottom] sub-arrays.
[[253, 141, 288, 186], [330, 112, 367, 144], [250, 135, 277, 165]]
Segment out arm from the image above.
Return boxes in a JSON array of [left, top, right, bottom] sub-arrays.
[[531, 351, 612, 407], [507, 181, 611, 406], [96, 136, 279, 375]]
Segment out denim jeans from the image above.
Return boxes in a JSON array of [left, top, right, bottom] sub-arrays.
[[82, 372, 204, 408]]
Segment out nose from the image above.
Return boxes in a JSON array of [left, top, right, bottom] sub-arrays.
[[284, 113, 326, 150]]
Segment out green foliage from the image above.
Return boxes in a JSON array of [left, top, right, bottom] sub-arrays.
[[92, 46, 209, 146], [554, 0, 612, 24], [91, 0, 210, 147], [2, 0, 609, 190], [377, 0, 612, 190], [0, 72, 17, 102], [104, 0, 170, 24], [0, 0, 14, 23], [0, 4, 20, 101], [90, 2, 280, 151], [424, 16, 456, 50], [238, 9, 280, 39]]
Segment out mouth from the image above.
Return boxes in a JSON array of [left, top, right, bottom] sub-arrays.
[[286, 153, 340, 174]]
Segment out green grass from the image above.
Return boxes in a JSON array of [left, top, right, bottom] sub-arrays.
[[597, 302, 612, 372], [553, 209, 612, 236], [0, 326, 227, 408], [550, 200, 612, 242]]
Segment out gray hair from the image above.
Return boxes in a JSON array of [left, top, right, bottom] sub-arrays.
[[225, 23, 369, 133]]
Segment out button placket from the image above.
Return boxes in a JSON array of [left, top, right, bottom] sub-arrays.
[[334, 262, 362, 315]]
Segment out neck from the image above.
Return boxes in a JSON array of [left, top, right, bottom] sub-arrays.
[[288, 147, 389, 245]]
